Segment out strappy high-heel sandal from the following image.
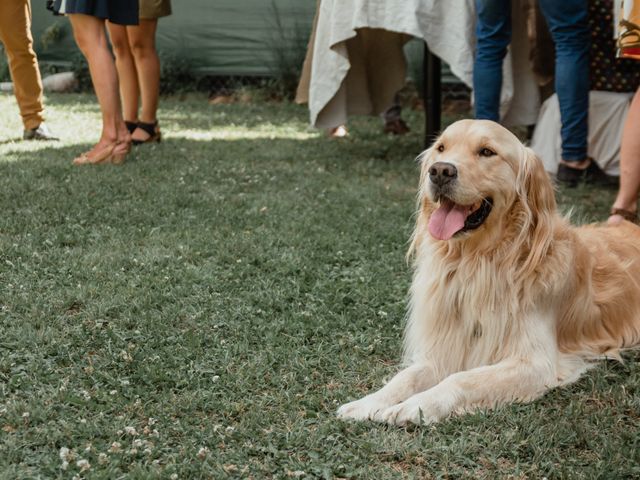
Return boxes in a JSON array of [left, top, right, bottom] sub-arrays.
[[132, 121, 161, 146], [73, 142, 117, 166], [125, 121, 138, 134]]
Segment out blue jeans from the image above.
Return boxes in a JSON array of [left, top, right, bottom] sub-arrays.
[[473, 0, 590, 162]]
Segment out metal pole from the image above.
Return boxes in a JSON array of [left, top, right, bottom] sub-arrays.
[[423, 41, 441, 149]]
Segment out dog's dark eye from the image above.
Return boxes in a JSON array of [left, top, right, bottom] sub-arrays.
[[436, 144, 445, 153], [479, 147, 496, 157]]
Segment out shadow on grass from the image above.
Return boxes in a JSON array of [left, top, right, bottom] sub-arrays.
[[0, 137, 24, 145], [0, 134, 421, 239], [0, 128, 615, 227], [0, 131, 425, 173]]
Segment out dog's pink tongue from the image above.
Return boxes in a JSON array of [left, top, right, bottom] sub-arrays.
[[428, 200, 469, 240]]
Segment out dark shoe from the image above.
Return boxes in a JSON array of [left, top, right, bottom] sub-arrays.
[[132, 121, 161, 146], [23, 123, 59, 141], [556, 159, 618, 188], [383, 118, 410, 135]]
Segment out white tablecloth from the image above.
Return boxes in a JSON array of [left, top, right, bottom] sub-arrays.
[[305, 0, 540, 129], [531, 91, 633, 176]]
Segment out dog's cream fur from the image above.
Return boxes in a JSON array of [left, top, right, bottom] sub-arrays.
[[337, 119, 640, 426]]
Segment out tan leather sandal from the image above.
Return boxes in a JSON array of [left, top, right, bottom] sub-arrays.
[[72, 139, 131, 166], [72, 142, 117, 166], [110, 140, 131, 165]]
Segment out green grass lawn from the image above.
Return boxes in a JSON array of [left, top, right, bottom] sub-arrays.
[[1, 93, 638, 479]]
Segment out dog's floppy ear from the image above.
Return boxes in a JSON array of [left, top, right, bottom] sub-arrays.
[[510, 146, 556, 278], [515, 146, 556, 218]]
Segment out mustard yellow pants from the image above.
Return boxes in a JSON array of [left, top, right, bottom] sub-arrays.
[[0, 0, 44, 129]]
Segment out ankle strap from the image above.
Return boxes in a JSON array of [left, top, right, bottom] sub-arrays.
[[136, 121, 158, 137]]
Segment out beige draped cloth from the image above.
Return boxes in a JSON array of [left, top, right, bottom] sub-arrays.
[[297, 0, 540, 129], [531, 91, 633, 176]]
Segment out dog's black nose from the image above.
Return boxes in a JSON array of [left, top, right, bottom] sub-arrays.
[[429, 162, 457, 186]]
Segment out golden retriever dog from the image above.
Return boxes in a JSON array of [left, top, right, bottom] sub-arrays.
[[337, 119, 640, 426]]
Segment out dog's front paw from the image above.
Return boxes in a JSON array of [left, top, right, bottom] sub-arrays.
[[337, 395, 393, 421], [378, 395, 443, 426]]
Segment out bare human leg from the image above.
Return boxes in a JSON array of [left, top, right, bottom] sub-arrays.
[[609, 88, 640, 224], [107, 21, 140, 127], [127, 19, 161, 143], [68, 14, 130, 164]]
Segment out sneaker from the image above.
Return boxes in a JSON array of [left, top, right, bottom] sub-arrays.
[[23, 123, 59, 141], [556, 158, 618, 188], [383, 118, 410, 135]]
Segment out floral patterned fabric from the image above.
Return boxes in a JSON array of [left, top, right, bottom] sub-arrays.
[[618, 0, 640, 58], [590, 0, 640, 90]]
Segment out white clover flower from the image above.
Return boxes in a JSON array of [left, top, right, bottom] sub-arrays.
[[124, 426, 137, 436], [108, 442, 122, 453], [59, 447, 70, 461], [133, 439, 143, 448], [98, 453, 108, 465], [76, 459, 90, 471], [197, 447, 210, 460]]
